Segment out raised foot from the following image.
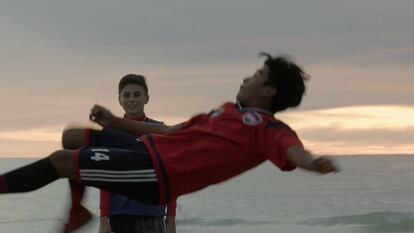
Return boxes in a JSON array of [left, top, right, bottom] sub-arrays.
[[62, 206, 92, 233]]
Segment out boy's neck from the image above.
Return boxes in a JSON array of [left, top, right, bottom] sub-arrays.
[[236, 101, 273, 115], [124, 112, 146, 121]]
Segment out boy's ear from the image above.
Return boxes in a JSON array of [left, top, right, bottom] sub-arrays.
[[263, 86, 277, 99], [144, 94, 150, 104]]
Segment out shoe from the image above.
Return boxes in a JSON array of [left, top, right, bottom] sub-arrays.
[[62, 205, 92, 233]]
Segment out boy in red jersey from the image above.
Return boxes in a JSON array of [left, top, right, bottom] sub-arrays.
[[0, 53, 339, 232]]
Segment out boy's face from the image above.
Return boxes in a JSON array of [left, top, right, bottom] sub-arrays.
[[118, 84, 149, 116], [236, 65, 276, 108]]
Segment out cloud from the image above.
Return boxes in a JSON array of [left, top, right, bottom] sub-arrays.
[[301, 127, 414, 145], [301, 64, 414, 110], [1, 0, 413, 65], [1, 1, 414, 156], [0, 127, 62, 142], [280, 105, 414, 129], [0, 138, 60, 157], [0, 114, 186, 157], [278, 105, 414, 155], [1, 105, 413, 157]]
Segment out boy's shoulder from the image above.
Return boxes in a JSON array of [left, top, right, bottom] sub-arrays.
[[218, 102, 285, 128], [265, 119, 291, 130], [264, 119, 298, 138]]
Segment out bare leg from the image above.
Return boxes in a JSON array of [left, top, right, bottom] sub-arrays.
[[49, 149, 77, 178], [62, 128, 88, 149]]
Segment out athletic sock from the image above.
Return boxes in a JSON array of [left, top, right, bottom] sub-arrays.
[[69, 180, 85, 211], [63, 205, 92, 233], [63, 177, 90, 233], [0, 175, 8, 193], [0, 157, 59, 193]]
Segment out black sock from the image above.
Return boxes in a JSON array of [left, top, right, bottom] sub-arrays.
[[0, 157, 59, 193]]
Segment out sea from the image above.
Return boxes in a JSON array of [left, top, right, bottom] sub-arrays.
[[1, 155, 414, 233]]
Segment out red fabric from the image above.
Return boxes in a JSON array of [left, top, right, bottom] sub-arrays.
[[124, 113, 146, 122], [143, 102, 302, 199], [144, 142, 167, 204], [99, 190, 111, 217], [262, 124, 302, 171], [166, 199, 177, 216], [72, 149, 81, 182], [63, 206, 92, 233], [0, 175, 8, 193], [69, 180, 85, 211], [69, 150, 86, 214]]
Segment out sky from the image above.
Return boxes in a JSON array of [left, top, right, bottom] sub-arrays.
[[0, 0, 413, 157]]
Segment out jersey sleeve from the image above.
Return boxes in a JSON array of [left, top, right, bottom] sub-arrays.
[[262, 123, 303, 171], [180, 113, 207, 130]]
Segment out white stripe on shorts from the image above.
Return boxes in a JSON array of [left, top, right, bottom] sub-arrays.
[[79, 169, 157, 183], [81, 177, 158, 183], [80, 169, 155, 174], [81, 173, 156, 178]]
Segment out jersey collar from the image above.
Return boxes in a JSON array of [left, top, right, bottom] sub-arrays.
[[236, 101, 273, 115], [124, 113, 146, 121]]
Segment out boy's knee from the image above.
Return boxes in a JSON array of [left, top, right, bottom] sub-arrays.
[[49, 149, 76, 178], [62, 128, 85, 149]]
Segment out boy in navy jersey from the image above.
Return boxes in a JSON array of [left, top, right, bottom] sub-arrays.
[[0, 53, 339, 232], [64, 74, 176, 233]]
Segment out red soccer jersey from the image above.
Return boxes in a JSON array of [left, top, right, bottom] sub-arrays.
[[142, 102, 302, 202]]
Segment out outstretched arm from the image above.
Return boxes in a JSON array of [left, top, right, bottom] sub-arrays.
[[89, 105, 183, 136], [286, 145, 339, 174]]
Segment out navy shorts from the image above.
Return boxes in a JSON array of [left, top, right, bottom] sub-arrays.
[[74, 128, 161, 205], [109, 215, 165, 233]]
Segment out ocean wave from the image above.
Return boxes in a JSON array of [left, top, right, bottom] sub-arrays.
[[177, 217, 276, 226], [302, 211, 414, 232], [0, 218, 62, 225]]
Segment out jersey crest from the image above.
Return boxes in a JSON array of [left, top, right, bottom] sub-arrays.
[[209, 107, 224, 118], [242, 111, 263, 126]]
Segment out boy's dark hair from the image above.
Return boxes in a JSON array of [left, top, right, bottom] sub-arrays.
[[260, 52, 309, 113], [118, 74, 148, 94]]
